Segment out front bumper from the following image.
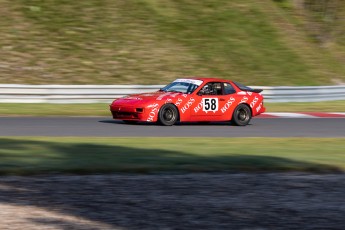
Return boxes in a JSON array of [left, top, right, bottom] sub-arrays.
[[110, 105, 144, 120]]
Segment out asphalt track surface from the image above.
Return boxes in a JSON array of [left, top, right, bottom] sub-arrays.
[[0, 117, 344, 137]]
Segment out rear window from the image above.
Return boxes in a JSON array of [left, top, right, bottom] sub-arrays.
[[224, 83, 236, 95]]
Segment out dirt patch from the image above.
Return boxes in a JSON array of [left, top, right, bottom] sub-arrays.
[[0, 173, 344, 229]]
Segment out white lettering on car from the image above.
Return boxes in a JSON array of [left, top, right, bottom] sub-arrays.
[[193, 101, 203, 113], [156, 92, 172, 101], [256, 102, 262, 112], [165, 98, 173, 103], [181, 98, 196, 114], [146, 103, 160, 122], [147, 103, 158, 108], [239, 96, 249, 104], [250, 96, 259, 108], [126, 96, 143, 100], [175, 98, 183, 106], [220, 97, 235, 113]]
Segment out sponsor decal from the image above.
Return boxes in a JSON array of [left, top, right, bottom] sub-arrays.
[[147, 103, 158, 108], [250, 96, 259, 108], [193, 101, 203, 113], [220, 97, 235, 113], [256, 102, 262, 112], [174, 95, 188, 107], [239, 96, 249, 104], [156, 92, 182, 101], [237, 91, 246, 95], [203, 98, 219, 113], [175, 98, 183, 106], [126, 96, 142, 100], [173, 79, 203, 86], [181, 97, 196, 114], [146, 103, 159, 122], [156, 92, 172, 101], [171, 93, 180, 98], [247, 92, 253, 96]]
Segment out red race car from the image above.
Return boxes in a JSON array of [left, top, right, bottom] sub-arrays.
[[110, 78, 265, 126]]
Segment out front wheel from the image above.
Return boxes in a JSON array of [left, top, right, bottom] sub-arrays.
[[158, 104, 178, 126], [232, 104, 252, 126]]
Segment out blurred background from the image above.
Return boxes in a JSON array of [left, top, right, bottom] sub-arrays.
[[1, 0, 344, 86], [1, 1, 345, 229]]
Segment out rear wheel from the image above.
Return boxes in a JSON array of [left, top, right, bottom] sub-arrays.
[[158, 104, 178, 126], [232, 104, 252, 126]]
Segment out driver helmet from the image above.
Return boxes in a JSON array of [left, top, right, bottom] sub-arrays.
[[203, 84, 211, 94]]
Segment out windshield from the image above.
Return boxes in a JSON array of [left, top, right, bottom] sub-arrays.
[[160, 79, 203, 94]]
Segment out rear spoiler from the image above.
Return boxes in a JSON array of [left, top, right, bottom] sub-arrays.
[[233, 82, 263, 94], [247, 88, 263, 93]]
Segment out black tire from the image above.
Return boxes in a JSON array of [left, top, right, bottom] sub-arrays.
[[232, 104, 252, 126], [158, 104, 178, 126]]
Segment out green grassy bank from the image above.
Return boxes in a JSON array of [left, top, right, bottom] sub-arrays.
[[1, 0, 345, 85], [0, 137, 344, 175]]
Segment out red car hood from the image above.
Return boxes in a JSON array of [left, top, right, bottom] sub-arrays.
[[113, 91, 183, 106]]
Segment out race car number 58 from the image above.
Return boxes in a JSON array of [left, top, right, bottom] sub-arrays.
[[203, 98, 218, 112]]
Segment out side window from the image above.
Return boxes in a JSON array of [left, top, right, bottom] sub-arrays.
[[223, 83, 236, 95], [199, 83, 210, 95], [198, 82, 223, 95], [212, 83, 222, 95]]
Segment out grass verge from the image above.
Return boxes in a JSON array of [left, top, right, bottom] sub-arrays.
[[265, 100, 345, 112], [0, 137, 344, 175], [0, 101, 344, 116], [0, 103, 109, 116]]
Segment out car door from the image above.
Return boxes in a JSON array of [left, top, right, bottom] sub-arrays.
[[217, 82, 239, 121], [190, 82, 229, 121]]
